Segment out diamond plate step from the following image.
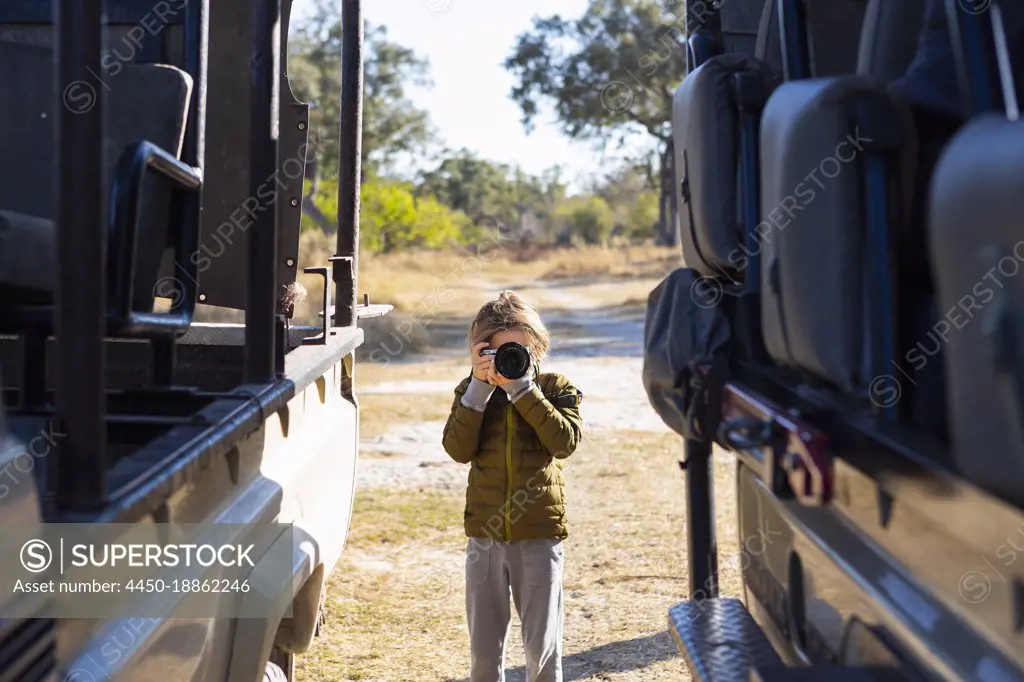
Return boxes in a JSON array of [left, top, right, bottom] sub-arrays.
[[753, 667, 910, 682], [668, 598, 784, 682]]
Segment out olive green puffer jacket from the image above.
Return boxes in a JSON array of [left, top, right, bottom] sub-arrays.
[[442, 372, 584, 542]]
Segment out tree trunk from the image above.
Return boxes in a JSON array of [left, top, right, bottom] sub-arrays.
[[301, 196, 334, 233], [665, 139, 679, 248], [657, 141, 675, 246], [306, 156, 319, 197], [657, 189, 667, 245]]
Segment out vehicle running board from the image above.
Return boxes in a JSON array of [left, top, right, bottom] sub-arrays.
[[669, 599, 908, 682], [753, 669, 908, 681], [669, 598, 784, 681]]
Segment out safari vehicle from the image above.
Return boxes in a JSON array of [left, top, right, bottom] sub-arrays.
[[0, 0, 379, 679], [646, 0, 1024, 679]]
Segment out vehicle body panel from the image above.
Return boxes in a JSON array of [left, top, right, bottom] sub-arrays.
[[51, 342, 359, 681], [739, 460, 1024, 680]]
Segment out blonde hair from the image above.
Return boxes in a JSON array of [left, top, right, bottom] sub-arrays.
[[469, 290, 551, 360]]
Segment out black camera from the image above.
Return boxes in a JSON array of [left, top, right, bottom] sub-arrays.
[[481, 342, 532, 380]]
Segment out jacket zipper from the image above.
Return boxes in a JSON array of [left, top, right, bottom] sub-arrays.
[[505, 404, 513, 542]]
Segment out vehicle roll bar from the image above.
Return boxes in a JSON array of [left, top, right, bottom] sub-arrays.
[[55, 0, 107, 509], [244, 0, 282, 383], [334, 0, 364, 328], [51, 0, 208, 510]]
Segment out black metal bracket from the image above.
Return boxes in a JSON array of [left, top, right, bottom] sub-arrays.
[[302, 267, 331, 346], [720, 416, 776, 451], [303, 256, 349, 345]]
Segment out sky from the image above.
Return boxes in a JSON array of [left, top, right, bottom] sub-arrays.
[[293, 0, 645, 190]]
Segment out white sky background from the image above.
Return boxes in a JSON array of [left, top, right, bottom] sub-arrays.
[[291, 0, 652, 191]]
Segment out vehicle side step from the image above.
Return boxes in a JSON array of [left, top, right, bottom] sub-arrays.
[[753, 668, 909, 681], [668, 598, 784, 681], [669, 599, 909, 682]]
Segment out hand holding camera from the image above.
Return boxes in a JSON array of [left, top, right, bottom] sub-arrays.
[[481, 342, 532, 383], [469, 335, 535, 403], [470, 341, 492, 382]]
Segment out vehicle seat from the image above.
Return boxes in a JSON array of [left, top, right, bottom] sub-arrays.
[[929, 117, 1024, 502], [758, 0, 924, 391], [0, 39, 192, 305], [674, 54, 779, 279], [718, 0, 767, 57], [755, 0, 868, 76], [856, 0, 928, 83], [674, 0, 867, 280]]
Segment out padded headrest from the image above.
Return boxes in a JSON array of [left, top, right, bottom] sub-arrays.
[[0, 40, 192, 299], [0, 40, 192, 220], [719, 0, 766, 56], [806, 0, 868, 76], [857, 0, 927, 81]]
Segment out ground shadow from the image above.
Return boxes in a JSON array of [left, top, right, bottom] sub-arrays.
[[445, 631, 677, 682]]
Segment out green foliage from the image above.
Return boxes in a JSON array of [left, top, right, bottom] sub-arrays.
[[414, 195, 476, 249], [504, 0, 684, 145], [504, 0, 685, 239], [359, 180, 418, 253], [625, 190, 660, 238], [418, 152, 514, 227], [555, 195, 615, 246], [288, 4, 435, 177], [593, 164, 659, 239], [301, 164, 658, 250], [288, 2, 668, 251], [302, 177, 474, 253], [362, 181, 473, 253], [302, 177, 338, 231], [416, 151, 573, 240]]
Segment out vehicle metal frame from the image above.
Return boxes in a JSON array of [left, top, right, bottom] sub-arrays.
[[0, 0, 370, 679], [676, 0, 1024, 678]]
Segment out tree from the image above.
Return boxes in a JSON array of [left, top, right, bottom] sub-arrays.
[[414, 195, 476, 249], [556, 195, 615, 246], [417, 152, 572, 241], [358, 180, 418, 253], [625, 190, 660, 239], [417, 151, 519, 232], [592, 162, 656, 238], [301, 177, 471, 253], [504, 0, 686, 240], [360, 180, 473, 253], [288, 4, 436, 179]]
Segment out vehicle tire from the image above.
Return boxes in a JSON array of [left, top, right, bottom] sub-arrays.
[[264, 648, 294, 682], [263, 661, 288, 682]]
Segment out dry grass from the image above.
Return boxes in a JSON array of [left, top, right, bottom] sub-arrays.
[[292, 231, 677, 323], [297, 424, 741, 682], [190, 234, 676, 328], [536, 246, 677, 281]]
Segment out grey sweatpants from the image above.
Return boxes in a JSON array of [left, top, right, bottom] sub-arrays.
[[465, 537, 564, 682]]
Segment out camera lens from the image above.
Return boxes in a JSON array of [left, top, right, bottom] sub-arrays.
[[494, 342, 531, 380]]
